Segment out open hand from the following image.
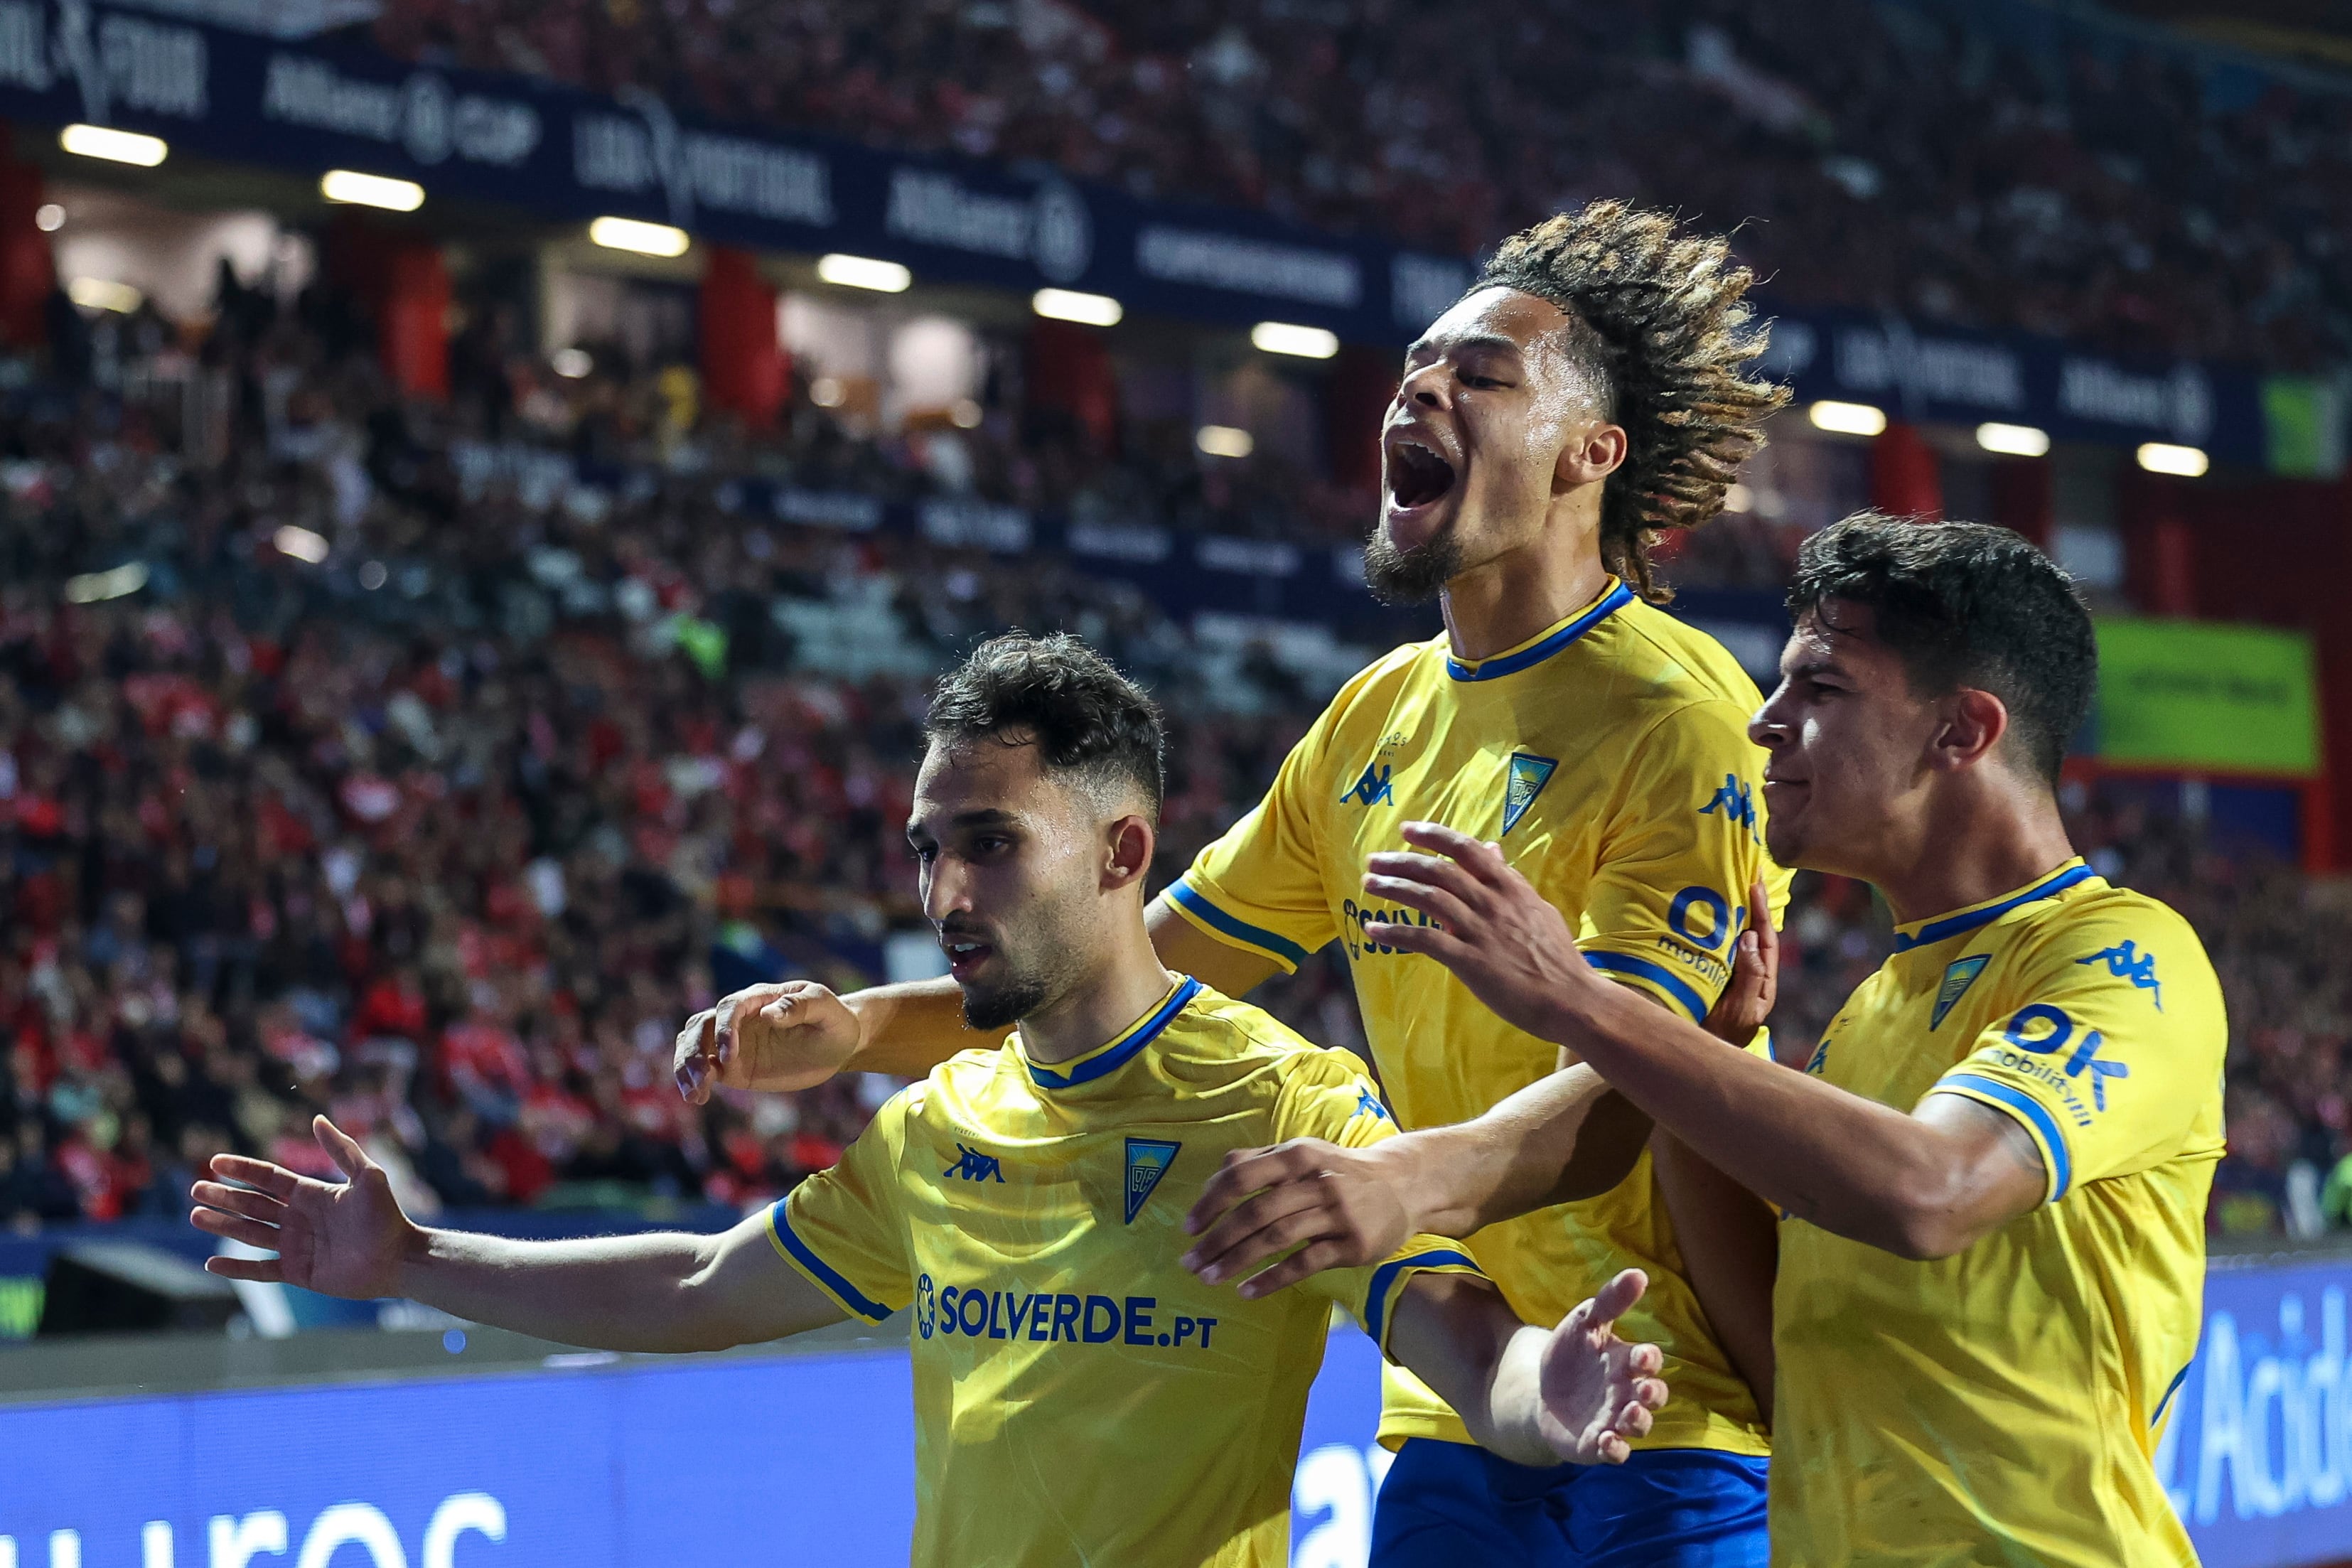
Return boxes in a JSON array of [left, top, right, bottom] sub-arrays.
[[1360, 822, 1596, 1042], [675, 980, 862, 1103], [1537, 1268, 1670, 1465], [189, 1116, 416, 1300], [1702, 879, 1779, 1046], [1181, 1138, 1414, 1296]]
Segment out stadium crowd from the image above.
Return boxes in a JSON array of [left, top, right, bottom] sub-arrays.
[[0, 251, 2325, 1244], [372, 0, 2352, 370]]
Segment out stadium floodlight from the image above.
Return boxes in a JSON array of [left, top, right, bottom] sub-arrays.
[[817, 254, 913, 292], [1808, 399, 1888, 437], [60, 124, 166, 166], [2137, 441, 2209, 478], [589, 216, 691, 258], [1196, 424, 1255, 459], [321, 170, 424, 213], [1032, 288, 1123, 327], [65, 277, 141, 313], [1250, 321, 1340, 359], [63, 562, 148, 604], [273, 525, 330, 564], [1975, 422, 2051, 458]]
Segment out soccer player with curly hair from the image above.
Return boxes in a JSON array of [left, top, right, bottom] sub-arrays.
[[677, 200, 1793, 1567]]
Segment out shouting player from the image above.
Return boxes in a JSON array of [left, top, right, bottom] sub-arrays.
[[677, 201, 1790, 1566], [190, 634, 1670, 1568], [1333, 517, 2223, 1565]]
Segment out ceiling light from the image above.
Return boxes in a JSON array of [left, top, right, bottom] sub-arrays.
[[33, 204, 63, 232], [321, 169, 424, 212], [810, 377, 845, 408], [60, 124, 166, 166], [950, 399, 984, 429], [1807, 399, 1887, 437], [1196, 424, 1255, 458], [66, 277, 141, 313], [816, 254, 911, 292], [273, 525, 329, 564], [550, 348, 592, 379], [2136, 441, 2208, 478], [589, 216, 690, 257], [63, 562, 147, 603], [1723, 482, 1754, 514], [1975, 422, 2051, 458], [1250, 321, 1338, 359], [1032, 288, 1122, 327]]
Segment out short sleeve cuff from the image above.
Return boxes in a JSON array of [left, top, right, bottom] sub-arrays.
[[1166, 876, 1312, 974], [1581, 945, 1714, 1024], [1361, 1247, 1486, 1360], [768, 1198, 896, 1322], [1933, 1073, 2072, 1205]]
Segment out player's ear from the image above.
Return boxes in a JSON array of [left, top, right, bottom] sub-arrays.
[[1103, 814, 1155, 892], [1553, 418, 1628, 491], [1930, 687, 2009, 774]]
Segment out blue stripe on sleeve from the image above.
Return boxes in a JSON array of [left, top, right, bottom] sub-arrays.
[[1363, 1248, 1483, 1346], [1167, 880, 1311, 969], [768, 1201, 893, 1322], [1937, 1073, 2073, 1203], [1583, 950, 1710, 1024]]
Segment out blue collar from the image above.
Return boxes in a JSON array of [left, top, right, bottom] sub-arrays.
[[1024, 977, 1201, 1090], [1445, 582, 1635, 682], [1890, 861, 2095, 953]]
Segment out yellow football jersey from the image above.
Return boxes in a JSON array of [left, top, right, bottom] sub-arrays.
[[1772, 859, 2225, 1567], [1170, 579, 1788, 1456], [771, 974, 1487, 1568]]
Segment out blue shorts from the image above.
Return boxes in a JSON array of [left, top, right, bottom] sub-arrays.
[[1369, 1438, 1770, 1568]]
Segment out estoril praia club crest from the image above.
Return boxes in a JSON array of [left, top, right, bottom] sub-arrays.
[[1124, 1138, 1180, 1223], [1503, 753, 1559, 835]]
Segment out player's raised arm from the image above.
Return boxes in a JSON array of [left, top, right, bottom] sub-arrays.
[[189, 1115, 845, 1351], [673, 898, 1278, 1101], [1385, 1267, 1668, 1468]]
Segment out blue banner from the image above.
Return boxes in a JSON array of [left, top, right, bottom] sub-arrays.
[[0, 2, 2275, 465], [4, 1255, 2351, 1565]]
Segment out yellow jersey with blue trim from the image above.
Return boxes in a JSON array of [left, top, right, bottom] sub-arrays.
[[769, 974, 1488, 1568], [1169, 578, 1788, 1456], [1773, 860, 2225, 1567]]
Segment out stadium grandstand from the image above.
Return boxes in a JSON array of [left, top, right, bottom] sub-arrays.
[[0, 1, 2346, 1564]]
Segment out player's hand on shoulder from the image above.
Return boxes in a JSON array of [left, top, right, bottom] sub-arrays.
[[1181, 1137, 1414, 1296], [1536, 1268, 1670, 1465], [189, 1115, 417, 1301], [1701, 878, 1779, 1047], [674, 980, 862, 1103]]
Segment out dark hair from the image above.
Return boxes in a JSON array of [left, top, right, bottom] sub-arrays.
[[1788, 514, 2096, 785], [1474, 200, 1788, 603], [923, 632, 1164, 816]]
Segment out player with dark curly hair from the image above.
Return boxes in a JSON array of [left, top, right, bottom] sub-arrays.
[[675, 200, 1792, 1567]]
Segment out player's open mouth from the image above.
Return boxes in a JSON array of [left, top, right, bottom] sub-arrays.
[[943, 938, 995, 981], [1385, 436, 1457, 515]]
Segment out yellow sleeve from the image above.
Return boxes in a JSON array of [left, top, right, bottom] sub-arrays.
[[1167, 672, 1368, 975], [1579, 698, 1788, 1023], [1926, 908, 2225, 1203], [1273, 1052, 1487, 1358], [770, 1088, 915, 1323]]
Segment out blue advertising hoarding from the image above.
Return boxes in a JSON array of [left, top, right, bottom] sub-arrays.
[[4, 1253, 2351, 1567], [0, 1, 2286, 468]]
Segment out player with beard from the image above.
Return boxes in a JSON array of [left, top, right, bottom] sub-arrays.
[[193, 634, 1672, 1568], [675, 202, 1790, 1567]]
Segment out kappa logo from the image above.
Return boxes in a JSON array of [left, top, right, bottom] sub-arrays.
[[1123, 1137, 1180, 1223], [1699, 774, 1761, 844], [1931, 955, 1991, 1031], [1341, 762, 1395, 807], [2079, 942, 2162, 1011], [1803, 1036, 1832, 1076], [942, 1142, 1006, 1183], [1502, 753, 1559, 835], [1352, 1088, 1391, 1124]]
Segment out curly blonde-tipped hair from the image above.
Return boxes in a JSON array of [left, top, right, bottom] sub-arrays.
[[1475, 200, 1788, 603]]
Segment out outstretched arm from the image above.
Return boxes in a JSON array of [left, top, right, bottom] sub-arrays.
[[1387, 1268, 1669, 1468], [675, 896, 1278, 1098], [190, 1116, 844, 1352], [1363, 824, 2046, 1260]]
